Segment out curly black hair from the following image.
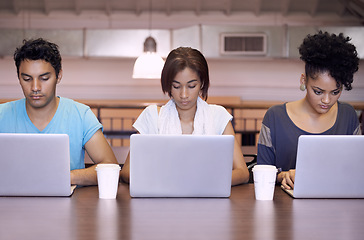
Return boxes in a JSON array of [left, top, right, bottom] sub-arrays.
[[299, 31, 359, 91], [14, 38, 62, 79]]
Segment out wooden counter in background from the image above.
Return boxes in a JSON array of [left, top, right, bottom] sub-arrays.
[[1, 98, 363, 147]]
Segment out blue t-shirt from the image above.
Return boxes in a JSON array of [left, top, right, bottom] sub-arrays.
[[257, 101, 361, 171], [0, 97, 102, 170]]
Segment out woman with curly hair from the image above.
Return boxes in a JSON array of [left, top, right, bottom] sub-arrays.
[[257, 31, 361, 190]]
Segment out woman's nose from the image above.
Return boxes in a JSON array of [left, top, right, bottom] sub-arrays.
[[180, 87, 188, 98], [321, 94, 330, 104]]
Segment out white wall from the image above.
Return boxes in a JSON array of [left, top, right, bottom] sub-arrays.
[[1, 57, 364, 103]]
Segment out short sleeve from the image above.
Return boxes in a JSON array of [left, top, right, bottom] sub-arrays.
[[82, 108, 103, 145], [133, 105, 159, 134], [257, 107, 277, 166], [209, 105, 233, 135]]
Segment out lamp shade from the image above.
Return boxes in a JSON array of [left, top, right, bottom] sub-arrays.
[[132, 52, 165, 79], [132, 36, 165, 79]]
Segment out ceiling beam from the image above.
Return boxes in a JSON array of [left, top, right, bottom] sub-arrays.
[[43, 0, 50, 15], [281, 0, 291, 16], [74, 0, 81, 15], [310, 0, 319, 16], [224, 0, 233, 16], [134, 0, 143, 16], [348, 0, 364, 18], [195, 0, 202, 16], [164, 0, 172, 16], [105, 0, 112, 16], [12, 0, 21, 15], [338, 0, 349, 16], [254, 0, 262, 16]]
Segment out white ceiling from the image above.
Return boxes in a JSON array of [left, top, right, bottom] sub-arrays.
[[0, 0, 364, 30], [0, 0, 362, 17]]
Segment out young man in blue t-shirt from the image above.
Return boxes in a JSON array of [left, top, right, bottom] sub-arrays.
[[0, 38, 118, 186]]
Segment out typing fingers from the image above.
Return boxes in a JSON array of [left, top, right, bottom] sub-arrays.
[[285, 174, 294, 189], [281, 178, 291, 190], [281, 172, 294, 190]]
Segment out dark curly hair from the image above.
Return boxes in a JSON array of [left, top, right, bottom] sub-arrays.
[[14, 38, 62, 79], [299, 31, 359, 91], [161, 47, 210, 100]]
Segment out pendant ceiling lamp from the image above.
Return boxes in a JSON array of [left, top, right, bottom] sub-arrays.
[[132, 0, 165, 79]]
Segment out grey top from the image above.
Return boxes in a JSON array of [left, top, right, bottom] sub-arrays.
[[257, 101, 361, 171]]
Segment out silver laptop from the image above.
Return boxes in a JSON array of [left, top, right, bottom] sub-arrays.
[[282, 135, 364, 198], [129, 134, 234, 197], [0, 133, 75, 197]]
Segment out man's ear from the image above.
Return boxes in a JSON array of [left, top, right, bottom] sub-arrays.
[[56, 69, 63, 84]]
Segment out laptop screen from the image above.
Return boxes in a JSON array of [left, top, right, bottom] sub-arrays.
[[292, 135, 364, 198], [129, 134, 234, 197], [0, 133, 73, 196]]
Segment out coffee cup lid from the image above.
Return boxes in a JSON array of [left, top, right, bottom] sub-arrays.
[[95, 163, 121, 171], [252, 165, 277, 172]]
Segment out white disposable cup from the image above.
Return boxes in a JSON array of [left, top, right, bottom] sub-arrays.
[[95, 164, 121, 199], [252, 165, 277, 200]]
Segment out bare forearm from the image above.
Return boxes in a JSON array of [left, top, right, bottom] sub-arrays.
[[120, 152, 130, 183], [231, 168, 249, 186], [71, 165, 98, 186], [79, 129, 119, 186], [120, 167, 130, 183]]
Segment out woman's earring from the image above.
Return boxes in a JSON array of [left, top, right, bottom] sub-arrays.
[[300, 83, 306, 91]]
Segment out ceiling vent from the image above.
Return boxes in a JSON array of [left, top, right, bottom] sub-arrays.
[[220, 33, 267, 56]]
